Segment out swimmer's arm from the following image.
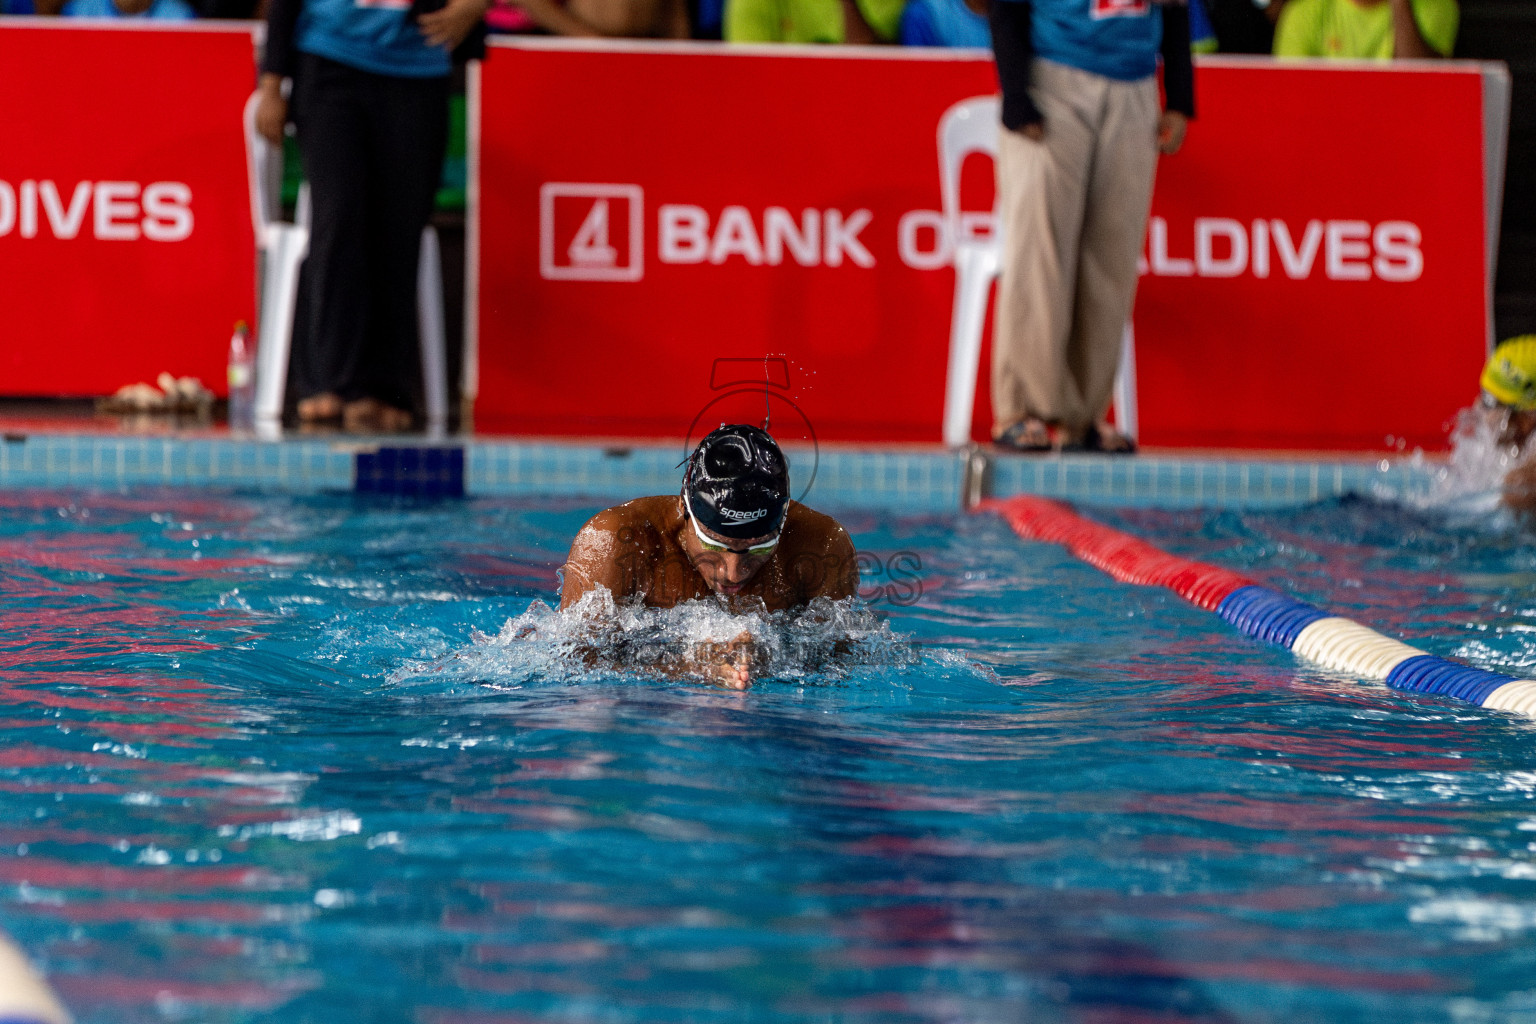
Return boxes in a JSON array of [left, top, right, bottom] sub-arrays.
[[805, 525, 860, 602], [1504, 460, 1536, 512], [560, 511, 642, 609]]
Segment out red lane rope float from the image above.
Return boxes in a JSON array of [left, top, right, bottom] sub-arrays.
[[975, 496, 1255, 611]]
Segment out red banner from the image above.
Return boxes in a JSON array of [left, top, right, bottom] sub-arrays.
[[0, 22, 257, 398], [1136, 58, 1491, 450], [474, 42, 1498, 450], [475, 41, 998, 443]]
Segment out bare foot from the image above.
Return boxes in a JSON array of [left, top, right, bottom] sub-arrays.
[[377, 403, 413, 432], [297, 392, 342, 422], [343, 397, 413, 433]]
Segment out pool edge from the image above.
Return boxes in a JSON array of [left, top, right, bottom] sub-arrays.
[[0, 431, 1437, 511]]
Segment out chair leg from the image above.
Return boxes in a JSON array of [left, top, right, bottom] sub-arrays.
[[1113, 320, 1138, 442], [942, 245, 997, 448], [417, 224, 449, 437], [253, 226, 308, 435]]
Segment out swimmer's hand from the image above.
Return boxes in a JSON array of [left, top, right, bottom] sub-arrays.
[[692, 631, 756, 691]]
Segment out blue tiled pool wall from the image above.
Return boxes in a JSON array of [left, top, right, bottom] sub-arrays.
[[0, 434, 354, 491], [0, 432, 1433, 511]]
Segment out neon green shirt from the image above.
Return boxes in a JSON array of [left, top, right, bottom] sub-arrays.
[[1273, 0, 1458, 58], [724, 0, 904, 42]]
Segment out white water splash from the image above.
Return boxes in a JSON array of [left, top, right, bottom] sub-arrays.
[[1405, 404, 1533, 524], [391, 588, 925, 690]]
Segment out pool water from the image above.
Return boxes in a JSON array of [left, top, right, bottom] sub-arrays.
[[3, 489, 1536, 1024]]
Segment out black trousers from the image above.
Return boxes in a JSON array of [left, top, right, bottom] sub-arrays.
[[291, 53, 449, 413]]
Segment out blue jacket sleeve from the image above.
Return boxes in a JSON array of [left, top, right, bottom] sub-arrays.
[[900, 0, 942, 45]]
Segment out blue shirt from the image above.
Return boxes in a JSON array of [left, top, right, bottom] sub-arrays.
[[62, 0, 194, 18], [900, 0, 991, 47], [1188, 0, 1216, 49], [296, 0, 451, 78], [998, 0, 1164, 81]]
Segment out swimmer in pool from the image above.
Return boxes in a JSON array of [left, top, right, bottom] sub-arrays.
[[560, 424, 858, 688], [1475, 336, 1536, 511]]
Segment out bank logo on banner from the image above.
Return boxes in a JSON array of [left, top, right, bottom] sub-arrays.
[[539, 183, 644, 282]]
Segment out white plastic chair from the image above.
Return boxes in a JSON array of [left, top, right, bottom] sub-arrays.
[[242, 92, 449, 436], [936, 95, 1139, 448], [939, 96, 1002, 449]]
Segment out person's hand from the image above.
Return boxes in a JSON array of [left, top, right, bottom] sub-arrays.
[[255, 73, 288, 147], [700, 631, 755, 691], [1016, 121, 1044, 142], [711, 654, 751, 690], [419, 0, 491, 50], [1157, 110, 1187, 155]]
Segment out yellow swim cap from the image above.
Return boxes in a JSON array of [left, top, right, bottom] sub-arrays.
[[1481, 336, 1536, 411]]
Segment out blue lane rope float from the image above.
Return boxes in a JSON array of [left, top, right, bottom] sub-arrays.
[[979, 495, 1536, 718], [1216, 585, 1330, 647]]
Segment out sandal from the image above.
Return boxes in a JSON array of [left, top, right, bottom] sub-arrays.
[[1083, 422, 1137, 455], [994, 417, 1052, 453]]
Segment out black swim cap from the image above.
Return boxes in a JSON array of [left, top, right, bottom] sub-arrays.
[[683, 425, 790, 540]]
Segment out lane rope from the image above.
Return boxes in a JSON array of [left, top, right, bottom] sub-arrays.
[[978, 495, 1536, 715]]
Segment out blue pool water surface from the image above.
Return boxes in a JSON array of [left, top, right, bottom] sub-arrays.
[[3, 490, 1536, 1023]]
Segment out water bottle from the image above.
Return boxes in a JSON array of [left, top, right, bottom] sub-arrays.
[[227, 320, 255, 431]]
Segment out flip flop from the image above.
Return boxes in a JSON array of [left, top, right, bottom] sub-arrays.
[[994, 418, 1052, 453], [1083, 423, 1137, 455]]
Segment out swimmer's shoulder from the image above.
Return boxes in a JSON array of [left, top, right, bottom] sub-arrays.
[[575, 496, 679, 552], [780, 502, 857, 600], [1505, 460, 1536, 513], [781, 502, 855, 561], [562, 497, 682, 607]]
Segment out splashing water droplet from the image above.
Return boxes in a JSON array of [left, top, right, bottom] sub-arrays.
[[389, 588, 941, 692]]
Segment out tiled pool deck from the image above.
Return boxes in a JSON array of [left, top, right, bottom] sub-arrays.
[[0, 426, 1437, 511]]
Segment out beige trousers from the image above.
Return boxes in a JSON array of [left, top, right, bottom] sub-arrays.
[[992, 58, 1161, 436]]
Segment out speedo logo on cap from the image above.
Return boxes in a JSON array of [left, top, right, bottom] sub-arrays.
[[720, 507, 767, 522]]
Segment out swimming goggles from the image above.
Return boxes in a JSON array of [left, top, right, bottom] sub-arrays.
[[683, 492, 781, 557]]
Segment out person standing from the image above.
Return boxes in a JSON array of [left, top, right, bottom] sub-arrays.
[[255, 0, 487, 431], [899, 0, 990, 47], [988, 0, 1194, 452], [1272, 0, 1456, 58]]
